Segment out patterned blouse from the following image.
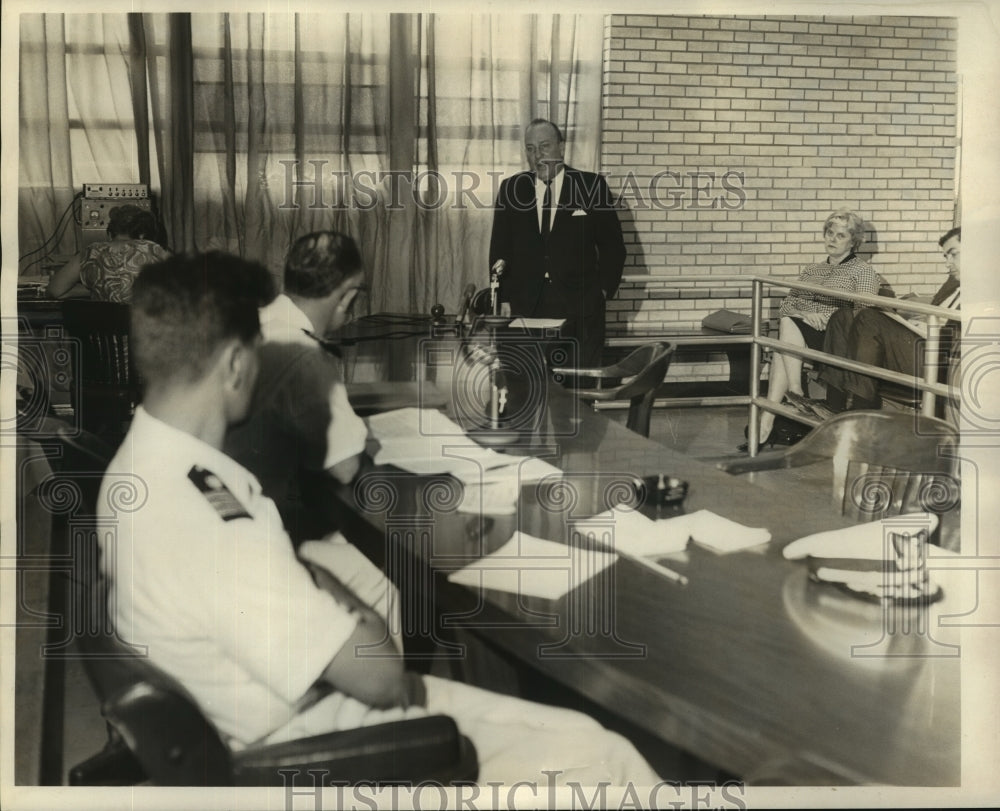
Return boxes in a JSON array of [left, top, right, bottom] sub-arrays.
[[778, 253, 880, 328], [79, 239, 171, 303]]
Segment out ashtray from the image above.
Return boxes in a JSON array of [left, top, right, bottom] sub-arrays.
[[633, 474, 689, 510]]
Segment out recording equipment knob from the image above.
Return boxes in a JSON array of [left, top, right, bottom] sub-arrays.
[[430, 304, 445, 323]]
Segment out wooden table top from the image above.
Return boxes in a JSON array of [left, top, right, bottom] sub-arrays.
[[328, 340, 960, 786]]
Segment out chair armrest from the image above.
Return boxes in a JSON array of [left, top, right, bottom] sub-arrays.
[[717, 450, 824, 475], [550, 366, 604, 378], [69, 738, 148, 785], [230, 715, 478, 787]]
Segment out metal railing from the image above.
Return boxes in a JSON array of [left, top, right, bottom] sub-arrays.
[[746, 276, 958, 455]]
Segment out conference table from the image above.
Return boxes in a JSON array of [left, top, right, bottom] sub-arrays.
[[321, 333, 960, 787]]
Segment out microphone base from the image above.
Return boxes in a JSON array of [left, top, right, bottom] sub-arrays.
[[466, 427, 522, 447], [472, 315, 513, 333]]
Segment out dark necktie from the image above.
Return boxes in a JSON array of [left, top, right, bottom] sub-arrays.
[[540, 181, 552, 239]]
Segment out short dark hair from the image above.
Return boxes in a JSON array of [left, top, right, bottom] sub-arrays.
[[107, 204, 159, 241], [526, 118, 565, 143], [130, 252, 275, 384], [283, 231, 363, 298], [939, 226, 961, 247]]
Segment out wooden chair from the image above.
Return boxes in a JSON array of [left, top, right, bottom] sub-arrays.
[[550, 342, 674, 438], [70, 600, 478, 786], [59, 300, 140, 442], [49, 429, 478, 787], [717, 411, 960, 545]]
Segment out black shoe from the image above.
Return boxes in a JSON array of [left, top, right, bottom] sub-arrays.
[[738, 424, 775, 453]]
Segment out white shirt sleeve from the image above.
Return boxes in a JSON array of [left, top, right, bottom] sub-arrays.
[[322, 381, 368, 469]]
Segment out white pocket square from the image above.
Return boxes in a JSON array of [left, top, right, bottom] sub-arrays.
[[571, 209, 587, 217]]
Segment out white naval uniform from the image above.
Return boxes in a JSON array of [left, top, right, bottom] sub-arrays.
[[99, 408, 660, 785]]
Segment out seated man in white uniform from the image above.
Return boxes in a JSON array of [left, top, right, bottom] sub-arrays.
[[99, 252, 660, 787], [223, 230, 368, 543]]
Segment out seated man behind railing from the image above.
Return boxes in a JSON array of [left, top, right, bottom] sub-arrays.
[[818, 227, 961, 416]]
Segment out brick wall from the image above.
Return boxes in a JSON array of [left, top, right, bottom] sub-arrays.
[[601, 14, 958, 342]]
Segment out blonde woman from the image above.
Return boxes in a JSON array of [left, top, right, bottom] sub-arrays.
[[748, 209, 879, 448]]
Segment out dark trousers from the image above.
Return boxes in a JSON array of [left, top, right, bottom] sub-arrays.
[[821, 308, 923, 401], [534, 281, 605, 368]]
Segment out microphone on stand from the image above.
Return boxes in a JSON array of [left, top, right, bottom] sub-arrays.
[[489, 260, 505, 315]]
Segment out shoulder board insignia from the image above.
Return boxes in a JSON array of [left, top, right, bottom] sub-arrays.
[[187, 465, 252, 522]]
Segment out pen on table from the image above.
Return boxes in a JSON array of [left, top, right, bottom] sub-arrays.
[[623, 552, 689, 586]]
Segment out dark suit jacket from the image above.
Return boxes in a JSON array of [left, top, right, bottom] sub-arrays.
[[488, 166, 625, 364]]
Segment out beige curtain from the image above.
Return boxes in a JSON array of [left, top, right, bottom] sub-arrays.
[[18, 12, 605, 315], [18, 14, 139, 273]]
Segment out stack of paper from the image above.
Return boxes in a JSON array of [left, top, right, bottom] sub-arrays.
[[368, 408, 507, 476], [447, 532, 616, 600], [367, 408, 564, 485], [576, 507, 770, 555], [571, 506, 690, 557], [680, 510, 772, 554]]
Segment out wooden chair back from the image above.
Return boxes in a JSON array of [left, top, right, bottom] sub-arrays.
[[59, 301, 140, 440], [719, 410, 960, 544], [552, 342, 674, 438]]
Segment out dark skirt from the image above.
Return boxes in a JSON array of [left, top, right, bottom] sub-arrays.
[[788, 317, 826, 351]]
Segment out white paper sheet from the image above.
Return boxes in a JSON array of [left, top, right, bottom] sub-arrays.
[[571, 506, 691, 557], [507, 317, 566, 330], [447, 532, 617, 600], [461, 456, 563, 486], [456, 481, 520, 515], [367, 407, 467, 440], [682, 509, 772, 553], [573, 507, 768, 556], [369, 408, 507, 475], [369, 407, 565, 483]]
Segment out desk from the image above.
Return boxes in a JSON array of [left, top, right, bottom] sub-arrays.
[[322, 341, 960, 786], [11, 293, 75, 422]]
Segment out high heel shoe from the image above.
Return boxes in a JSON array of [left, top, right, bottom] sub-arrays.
[[737, 424, 775, 453]]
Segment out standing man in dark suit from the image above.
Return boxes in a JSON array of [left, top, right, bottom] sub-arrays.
[[489, 118, 626, 367]]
